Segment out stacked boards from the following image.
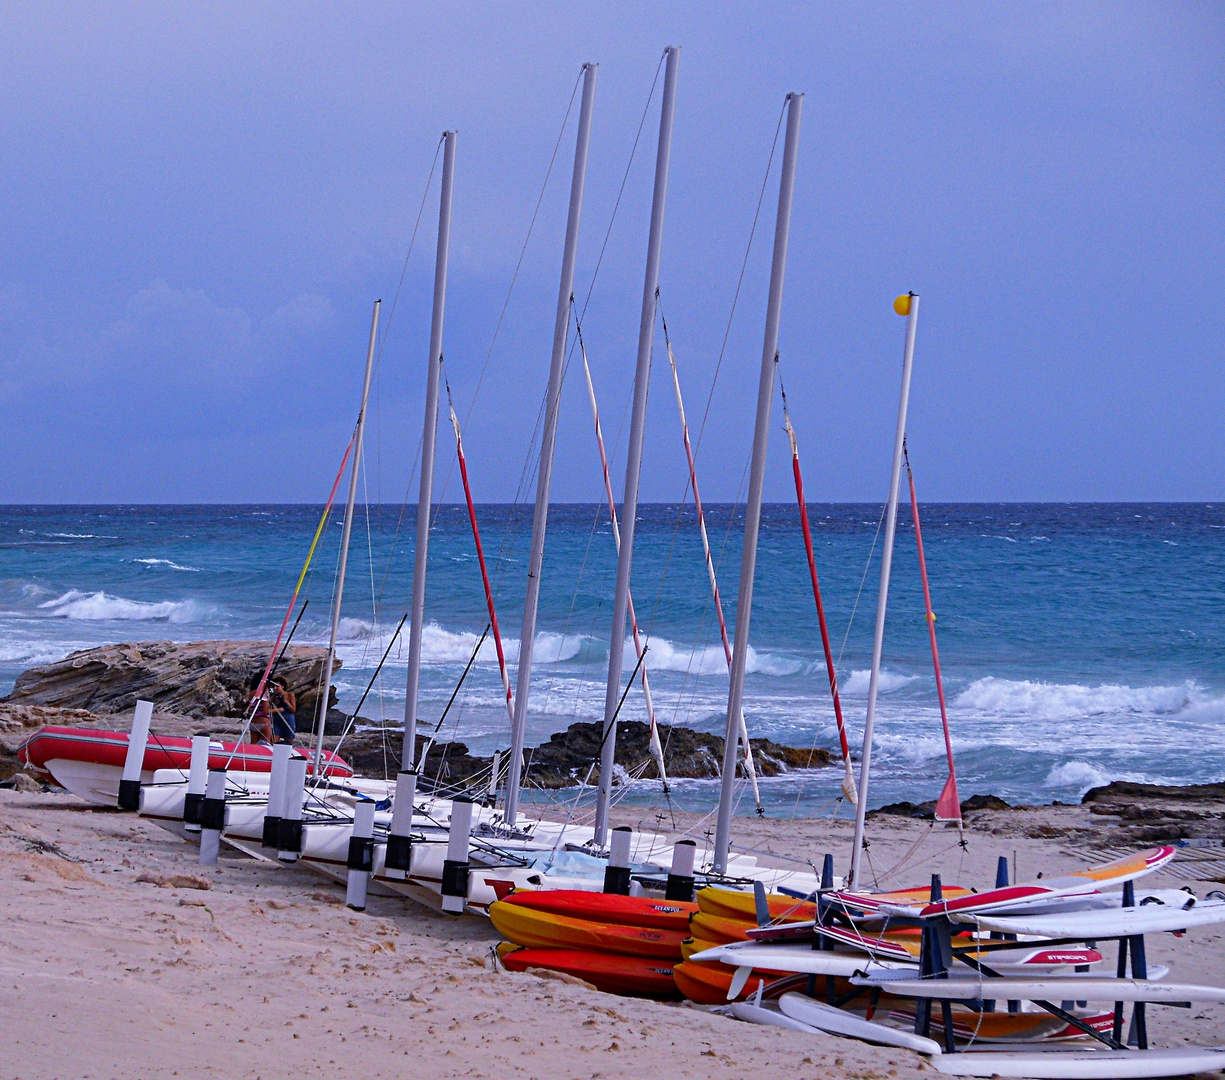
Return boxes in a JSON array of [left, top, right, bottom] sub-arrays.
[[490, 890, 695, 997], [489, 886, 817, 999]]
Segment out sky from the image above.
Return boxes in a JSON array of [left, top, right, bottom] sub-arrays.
[[0, 2, 1221, 504]]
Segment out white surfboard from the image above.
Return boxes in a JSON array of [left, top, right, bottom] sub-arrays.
[[688, 942, 905, 977], [725, 1001, 828, 1034], [854, 975, 1225, 1003], [930, 1045, 1225, 1078], [778, 993, 943, 1055], [689, 941, 1109, 980], [831, 847, 1178, 920], [951, 898, 1225, 939]]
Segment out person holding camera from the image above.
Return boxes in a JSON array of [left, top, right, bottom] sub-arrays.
[[268, 676, 297, 744]]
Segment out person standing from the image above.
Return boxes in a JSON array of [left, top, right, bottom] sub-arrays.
[[269, 677, 297, 744]]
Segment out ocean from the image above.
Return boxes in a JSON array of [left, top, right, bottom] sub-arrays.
[[1, 503, 1222, 817]]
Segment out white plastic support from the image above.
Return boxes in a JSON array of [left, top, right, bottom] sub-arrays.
[[183, 734, 210, 834], [262, 743, 293, 848], [198, 768, 227, 866], [384, 769, 417, 880], [118, 699, 154, 810], [346, 799, 376, 911], [277, 757, 308, 863], [441, 796, 474, 914]]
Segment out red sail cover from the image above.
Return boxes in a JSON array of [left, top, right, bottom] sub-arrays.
[[18, 725, 352, 780]]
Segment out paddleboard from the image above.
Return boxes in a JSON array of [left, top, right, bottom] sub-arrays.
[[688, 941, 904, 977], [951, 897, 1225, 939], [920, 847, 1177, 919], [929, 1045, 1225, 1078], [854, 975, 1223, 1003], [778, 993, 943, 1055]]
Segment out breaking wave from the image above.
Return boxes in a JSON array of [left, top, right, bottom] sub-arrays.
[[841, 669, 921, 696], [1044, 760, 1110, 794], [631, 637, 801, 678], [37, 590, 202, 623], [952, 676, 1213, 721], [133, 558, 201, 572]]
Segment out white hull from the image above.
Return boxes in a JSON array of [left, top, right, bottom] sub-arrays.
[[778, 993, 944, 1055], [930, 1046, 1225, 1079]]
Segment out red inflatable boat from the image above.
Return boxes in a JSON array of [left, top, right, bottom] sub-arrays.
[[18, 725, 351, 793]]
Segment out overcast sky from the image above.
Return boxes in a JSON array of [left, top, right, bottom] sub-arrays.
[[0, 3, 1221, 504]]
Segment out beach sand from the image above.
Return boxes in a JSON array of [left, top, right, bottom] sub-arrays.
[[2, 789, 1223, 1080]]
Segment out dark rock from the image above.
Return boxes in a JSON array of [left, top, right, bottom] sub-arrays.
[[870, 792, 1013, 820], [869, 799, 936, 820], [333, 719, 826, 791], [337, 728, 491, 786], [1082, 780, 1225, 804], [520, 720, 829, 789], [961, 794, 1012, 813], [3, 641, 340, 725]]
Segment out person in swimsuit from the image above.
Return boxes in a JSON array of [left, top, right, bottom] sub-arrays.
[[247, 675, 274, 746], [268, 677, 297, 744]]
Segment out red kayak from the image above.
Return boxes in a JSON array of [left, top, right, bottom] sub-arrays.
[[18, 725, 352, 780], [499, 889, 698, 933], [497, 944, 679, 998]]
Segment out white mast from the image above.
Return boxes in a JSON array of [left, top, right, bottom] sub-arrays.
[[503, 64, 598, 828], [400, 129, 457, 771], [312, 299, 380, 773], [385, 131, 455, 877], [712, 92, 803, 874], [592, 45, 680, 846], [849, 292, 920, 890]]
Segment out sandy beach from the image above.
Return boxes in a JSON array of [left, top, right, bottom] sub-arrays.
[[3, 787, 1223, 1080]]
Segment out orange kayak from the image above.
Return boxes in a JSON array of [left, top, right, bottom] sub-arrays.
[[490, 900, 687, 959], [497, 944, 679, 998], [696, 886, 818, 924], [690, 910, 755, 944], [673, 960, 808, 1005], [496, 889, 697, 932]]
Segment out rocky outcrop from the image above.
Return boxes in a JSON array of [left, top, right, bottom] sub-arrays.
[[869, 793, 1013, 820], [519, 720, 829, 790], [338, 720, 830, 791], [3, 641, 339, 724], [1, 642, 829, 791], [1081, 780, 1225, 844], [338, 729, 491, 786]]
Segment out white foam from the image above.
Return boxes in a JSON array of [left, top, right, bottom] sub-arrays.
[[630, 636, 801, 678], [45, 533, 118, 539], [953, 676, 1202, 721], [341, 621, 588, 667], [37, 589, 202, 623], [133, 558, 201, 572], [841, 669, 921, 696], [338, 617, 379, 641], [1044, 760, 1110, 793]]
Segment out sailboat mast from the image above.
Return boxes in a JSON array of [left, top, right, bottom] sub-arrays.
[[503, 64, 598, 828], [592, 45, 680, 846], [400, 130, 457, 772], [849, 293, 921, 890], [311, 299, 380, 773], [712, 91, 803, 875]]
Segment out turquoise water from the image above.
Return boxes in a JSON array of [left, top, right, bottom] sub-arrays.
[[1, 503, 1222, 815]]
